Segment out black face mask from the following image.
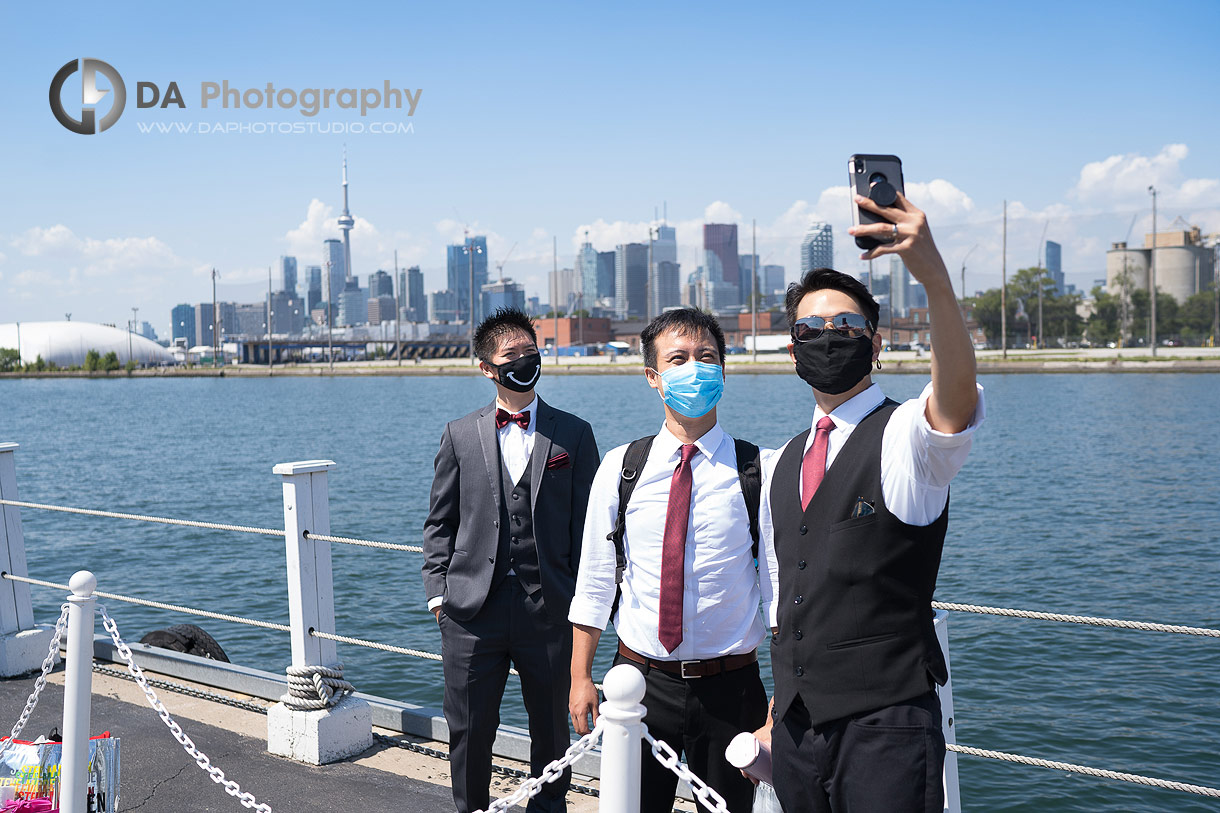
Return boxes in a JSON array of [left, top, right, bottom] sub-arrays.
[[793, 333, 874, 394], [491, 352, 542, 393]]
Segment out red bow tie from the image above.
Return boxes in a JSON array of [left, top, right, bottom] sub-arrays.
[[495, 408, 530, 430]]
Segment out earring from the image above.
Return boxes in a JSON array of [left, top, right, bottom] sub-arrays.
[[875, 359, 882, 370]]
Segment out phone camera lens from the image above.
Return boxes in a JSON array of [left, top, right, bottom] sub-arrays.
[[868, 172, 887, 187]]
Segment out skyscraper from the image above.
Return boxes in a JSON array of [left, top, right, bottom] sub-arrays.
[[649, 225, 678, 318], [549, 267, 579, 314], [703, 224, 739, 286], [269, 291, 304, 334], [305, 266, 323, 315], [597, 251, 616, 302], [322, 239, 345, 309], [482, 279, 527, 316], [429, 290, 458, 323], [890, 255, 911, 318], [368, 270, 394, 299], [801, 221, 834, 274], [339, 279, 367, 326], [278, 256, 298, 294], [578, 238, 599, 308], [739, 254, 759, 304], [447, 235, 489, 323], [1045, 240, 1063, 295], [406, 266, 425, 322], [762, 265, 786, 306], [171, 304, 194, 348], [655, 261, 681, 312], [194, 302, 215, 348], [614, 243, 648, 320], [338, 151, 355, 289]]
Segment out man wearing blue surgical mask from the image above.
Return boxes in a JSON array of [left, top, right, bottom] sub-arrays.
[[569, 308, 774, 813]]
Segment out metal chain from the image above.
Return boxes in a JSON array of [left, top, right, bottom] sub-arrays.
[[97, 605, 273, 812], [475, 721, 605, 813], [3, 573, 289, 632], [302, 530, 422, 553], [643, 729, 730, 813], [946, 744, 1220, 798], [931, 601, 1220, 637], [0, 604, 69, 762]]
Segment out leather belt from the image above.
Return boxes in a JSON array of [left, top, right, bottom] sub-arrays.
[[617, 641, 757, 679]]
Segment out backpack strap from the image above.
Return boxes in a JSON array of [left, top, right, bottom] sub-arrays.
[[734, 438, 762, 558], [608, 436, 656, 621]]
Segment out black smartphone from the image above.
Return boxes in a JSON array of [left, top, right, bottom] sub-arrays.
[[849, 154, 904, 250]]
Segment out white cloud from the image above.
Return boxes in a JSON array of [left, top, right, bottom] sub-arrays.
[[703, 201, 742, 223], [1071, 143, 1219, 208], [9, 225, 180, 277]]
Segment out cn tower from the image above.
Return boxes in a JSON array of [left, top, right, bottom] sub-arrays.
[[338, 149, 355, 281]]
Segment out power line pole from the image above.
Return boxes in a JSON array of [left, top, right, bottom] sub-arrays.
[[553, 235, 560, 365], [1149, 185, 1158, 356], [394, 249, 402, 366], [1001, 201, 1008, 360], [751, 219, 758, 363], [211, 268, 220, 368], [267, 265, 273, 371], [325, 260, 334, 372], [1037, 221, 1048, 350]]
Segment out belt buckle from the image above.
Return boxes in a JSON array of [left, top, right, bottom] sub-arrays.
[[679, 660, 702, 679]]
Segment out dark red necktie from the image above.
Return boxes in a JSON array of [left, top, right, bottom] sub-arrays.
[[801, 416, 835, 510], [495, 408, 530, 430], [658, 443, 697, 653]]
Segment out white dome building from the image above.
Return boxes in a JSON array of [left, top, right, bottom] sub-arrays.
[[0, 321, 177, 367]]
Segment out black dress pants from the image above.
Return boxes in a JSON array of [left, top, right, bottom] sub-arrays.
[[612, 652, 769, 813], [440, 579, 572, 813], [771, 690, 945, 813]]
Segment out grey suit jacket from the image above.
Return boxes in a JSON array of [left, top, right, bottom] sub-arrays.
[[422, 397, 599, 623]]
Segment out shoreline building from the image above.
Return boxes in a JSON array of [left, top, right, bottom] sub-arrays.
[[171, 304, 195, 348], [614, 243, 648, 320], [278, 256, 298, 296], [446, 235, 489, 324], [403, 266, 426, 322], [649, 225, 678, 318], [1046, 241, 1064, 295], [338, 152, 355, 296], [482, 278, 527, 315], [703, 224, 739, 310], [1106, 222, 1216, 303], [322, 239, 345, 320], [800, 221, 833, 274]]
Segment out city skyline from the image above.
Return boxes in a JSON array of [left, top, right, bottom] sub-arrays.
[[3, 2, 1219, 335]]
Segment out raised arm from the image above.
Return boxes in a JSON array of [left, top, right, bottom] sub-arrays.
[[852, 191, 978, 433]]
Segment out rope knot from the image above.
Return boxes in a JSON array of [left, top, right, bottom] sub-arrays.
[[281, 663, 354, 710]]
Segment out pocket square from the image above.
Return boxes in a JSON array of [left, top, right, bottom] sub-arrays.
[[546, 451, 571, 470]]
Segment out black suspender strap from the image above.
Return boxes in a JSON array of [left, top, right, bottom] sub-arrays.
[[733, 438, 762, 559]]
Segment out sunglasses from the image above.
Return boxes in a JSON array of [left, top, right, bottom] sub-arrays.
[[792, 313, 874, 342]]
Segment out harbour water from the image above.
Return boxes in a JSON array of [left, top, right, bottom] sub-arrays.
[[1, 371, 1218, 812]]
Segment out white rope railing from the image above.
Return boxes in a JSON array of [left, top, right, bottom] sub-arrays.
[[932, 601, 1220, 637], [0, 498, 282, 537], [302, 530, 422, 553], [2, 573, 290, 632], [946, 743, 1220, 798]]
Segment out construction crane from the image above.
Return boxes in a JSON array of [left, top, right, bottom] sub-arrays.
[[496, 242, 517, 282]]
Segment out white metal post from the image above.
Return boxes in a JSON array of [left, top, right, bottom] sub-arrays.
[[598, 663, 647, 813], [60, 570, 97, 813], [934, 610, 962, 813], [0, 444, 35, 635], [274, 460, 339, 668], [0, 443, 55, 678]]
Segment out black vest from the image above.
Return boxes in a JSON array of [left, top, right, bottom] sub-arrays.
[[492, 451, 542, 595], [770, 401, 949, 727]]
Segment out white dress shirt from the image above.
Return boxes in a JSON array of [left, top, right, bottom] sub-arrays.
[[758, 382, 985, 627], [568, 421, 771, 661], [498, 395, 538, 485], [426, 396, 538, 611]]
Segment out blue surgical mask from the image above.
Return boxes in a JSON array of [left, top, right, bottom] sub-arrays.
[[655, 361, 724, 418]]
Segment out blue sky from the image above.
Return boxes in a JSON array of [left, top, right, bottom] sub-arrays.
[[2, 0, 1219, 333]]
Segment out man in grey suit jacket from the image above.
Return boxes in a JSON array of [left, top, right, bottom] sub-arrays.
[[423, 307, 599, 813]]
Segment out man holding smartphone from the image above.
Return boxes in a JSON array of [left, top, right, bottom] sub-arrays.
[[754, 191, 984, 812]]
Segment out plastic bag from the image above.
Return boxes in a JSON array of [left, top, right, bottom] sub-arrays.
[[0, 734, 119, 812], [752, 780, 783, 813]]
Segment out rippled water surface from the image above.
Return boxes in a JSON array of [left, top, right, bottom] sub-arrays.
[[2, 371, 1217, 811]]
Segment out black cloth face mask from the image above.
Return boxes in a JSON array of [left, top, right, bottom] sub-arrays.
[[491, 352, 542, 393], [793, 333, 874, 394]]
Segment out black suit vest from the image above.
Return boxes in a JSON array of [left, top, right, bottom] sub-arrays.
[[770, 400, 949, 726], [492, 450, 542, 595]]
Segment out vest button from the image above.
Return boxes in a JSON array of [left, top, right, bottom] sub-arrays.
[[512, 492, 520, 500], [509, 556, 515, 564], [793, 630, 803, 640], [794, 666, 804, 677], [771, 633, 779, 644], [797, 560, 807, 569], [794, 595, 803, 605], [493, 520, 500, 528], [799, 525, 808, 535], [511, 536, 519, 544]]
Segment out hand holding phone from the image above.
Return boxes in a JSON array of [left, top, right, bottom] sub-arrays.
[[849, 154, 904, 250]]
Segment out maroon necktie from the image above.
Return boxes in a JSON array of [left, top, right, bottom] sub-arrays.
[[495, 408, 530, 430], [801, 416, 835, 510], [658, 444, 697, 653]]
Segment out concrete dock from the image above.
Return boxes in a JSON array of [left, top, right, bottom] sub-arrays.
[[0, 665, 636, 812]]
